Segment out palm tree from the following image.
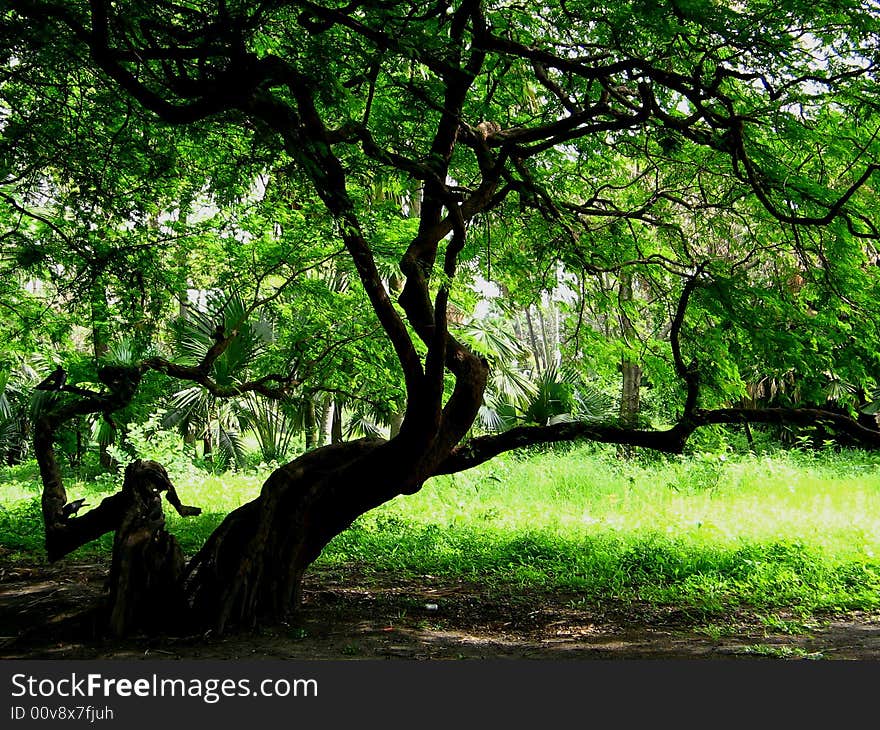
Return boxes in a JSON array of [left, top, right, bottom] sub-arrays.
[[460, 305, 613, 433], [0, 360, 40, 465], [160, 292, 272, 470], [239, 392, 298, 464]]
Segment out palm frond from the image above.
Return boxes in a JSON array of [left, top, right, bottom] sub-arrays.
[[488, 361, 536, 408], [0, 370, 12, 421], [462, 317, 527, 362], [175, 291, 273, 383], [0, 418, 20, 459], [90, 416, 117, 448], [101, 338, 140, 367], [477, 404, 505, 432], [344, 411, 384, 439], [242, 394, 296, 463], [213, 424, 246, 471], [29, 390, 60, 420], [573, 384, 615, 421]]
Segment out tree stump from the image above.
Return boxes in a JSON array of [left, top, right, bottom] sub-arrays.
[[105, 460, 191, 637]]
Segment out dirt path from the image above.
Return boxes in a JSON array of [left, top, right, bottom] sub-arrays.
[[2, 560, 879, 660]]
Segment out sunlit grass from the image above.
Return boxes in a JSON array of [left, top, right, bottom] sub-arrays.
[[3, 445, 880, 617], [322, 446, 880, 615], [382, 448, 880, 560]]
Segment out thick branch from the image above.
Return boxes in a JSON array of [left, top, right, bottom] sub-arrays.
[[44, 492, 127, 562], [435, 406, 880, 475], [694, 407, 880, 445], [140, 357, 301, 399], [435, 421, 692, 475]]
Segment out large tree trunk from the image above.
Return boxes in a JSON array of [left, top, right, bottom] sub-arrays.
[[38, 433, 459, 637], [619, 360, 642, 427], [184, 438, 407, 633]]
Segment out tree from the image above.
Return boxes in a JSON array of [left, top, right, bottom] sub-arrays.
[[4, 0, 880, 634]]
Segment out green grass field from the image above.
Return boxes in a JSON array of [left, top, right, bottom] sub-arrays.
[[3, 445, 880, 620]]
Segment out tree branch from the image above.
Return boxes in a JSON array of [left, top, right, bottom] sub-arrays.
[[435, 406, 880, 476]]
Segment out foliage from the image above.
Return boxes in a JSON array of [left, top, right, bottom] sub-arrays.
[[0, 360, 40, 464], [241, 393, 298, 464], [106, 412, 200, 482]]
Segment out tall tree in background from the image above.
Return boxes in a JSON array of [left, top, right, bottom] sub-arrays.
[[3, 0, 880, 634]]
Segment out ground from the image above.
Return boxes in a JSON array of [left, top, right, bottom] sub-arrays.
[[2, 556, 880, 660]]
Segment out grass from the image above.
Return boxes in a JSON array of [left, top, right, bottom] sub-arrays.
[[3, 445, 880, 621], [740, 644, 824, 660], [327, 446, 880, 618]]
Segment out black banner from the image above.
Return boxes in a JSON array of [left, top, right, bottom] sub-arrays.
[[1, 659, 876, 727]]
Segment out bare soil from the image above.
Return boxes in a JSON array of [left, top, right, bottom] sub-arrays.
[[2, 557, 880, 660]]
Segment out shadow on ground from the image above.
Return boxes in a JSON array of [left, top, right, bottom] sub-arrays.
[[2, 559, 879, 660]]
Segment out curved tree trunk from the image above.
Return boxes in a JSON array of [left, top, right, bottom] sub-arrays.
[[184, 437, 411, 633], [33, 384, 203, 637]]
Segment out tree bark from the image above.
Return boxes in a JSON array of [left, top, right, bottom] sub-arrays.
[[318, 395, 334, 447], [105, 461, 189, 637], [619, 360, 643, 427], [184, 438, 410, 632]]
